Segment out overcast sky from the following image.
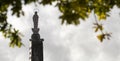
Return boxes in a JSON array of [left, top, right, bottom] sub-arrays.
[[0, 3, 120, 61]]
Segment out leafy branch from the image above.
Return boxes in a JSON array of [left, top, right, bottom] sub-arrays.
[[0, 20, 23, 48], [93, 11, 111, 42]]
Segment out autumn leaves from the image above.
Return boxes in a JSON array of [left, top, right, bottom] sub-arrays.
[[93, 13, 111, 42]]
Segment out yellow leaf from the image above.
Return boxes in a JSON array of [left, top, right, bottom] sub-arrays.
[[97, 34, 104, 42], [87, 8, 91, 15], [18, 41, 22, 48], [99, 25, 103, 31], [98, 0, 102, 3], [98, 13, 106, 20], [59, 6, 64, 12], [95, 27, 98, 32]]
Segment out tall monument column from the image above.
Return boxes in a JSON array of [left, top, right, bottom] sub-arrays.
[[30, 11, 44, 61]]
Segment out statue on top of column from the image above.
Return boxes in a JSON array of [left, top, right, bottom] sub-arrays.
[[33, 11, 39, 29]]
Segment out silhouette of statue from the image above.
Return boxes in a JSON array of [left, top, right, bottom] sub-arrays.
[[30, 11, 44, 61], [33, 11, 39, 28]]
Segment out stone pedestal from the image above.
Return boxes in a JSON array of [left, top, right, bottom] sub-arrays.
[[30, 33, 44, 61]]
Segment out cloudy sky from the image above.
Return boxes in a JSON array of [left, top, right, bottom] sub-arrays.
[[0, 3, 120, 61]]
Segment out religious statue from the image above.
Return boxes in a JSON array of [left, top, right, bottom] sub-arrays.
[[33, 11, 39, 28], [30, 11, 44, 61]]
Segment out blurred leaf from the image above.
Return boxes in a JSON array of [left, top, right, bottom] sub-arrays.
[[95, 27, 99, 32], [98, 12, 106, 20], [98, 24, 103, 31], [97, 34, 105, 42], [94, 24, 104, 32]]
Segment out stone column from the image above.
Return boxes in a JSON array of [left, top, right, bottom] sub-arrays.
[[30, 12, 44, 61]]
